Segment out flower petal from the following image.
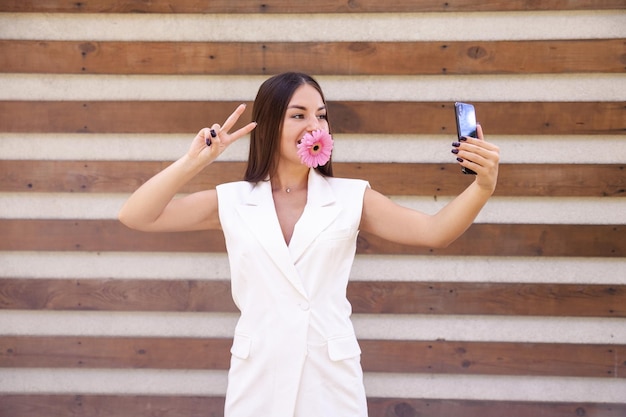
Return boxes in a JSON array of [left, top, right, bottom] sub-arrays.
[[297, 129, 334, 168]]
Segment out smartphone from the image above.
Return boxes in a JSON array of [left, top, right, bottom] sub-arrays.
[[454, 102, 477, 175]]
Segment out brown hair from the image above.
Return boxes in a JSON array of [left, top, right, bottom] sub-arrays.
[[244, 72, 334, 182]]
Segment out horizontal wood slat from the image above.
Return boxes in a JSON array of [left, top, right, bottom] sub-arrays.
[[2, 0, 624, 13], [0, 220, 623, 257], [2, 161, 624, 197], [2, 395, 624, 417], [368, 398, 626, 417], [1, 101, 623, 135], [2, 336, 624, 378], [3, 40, 624, 75], [0, 279, 236, 313], [2, 278, 625, 317], [349, 281, 626, 317]]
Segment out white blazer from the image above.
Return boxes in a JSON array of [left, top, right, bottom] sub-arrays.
[[216, 169, 370, 417]]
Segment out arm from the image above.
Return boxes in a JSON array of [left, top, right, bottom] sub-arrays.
[[360, 124, 499, 248], [118, 104, 257, 232]]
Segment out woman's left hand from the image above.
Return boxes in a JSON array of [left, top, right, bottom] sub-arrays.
[[454, 124, 500, 193]]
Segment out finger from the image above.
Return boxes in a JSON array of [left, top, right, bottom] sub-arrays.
[[197, 127, 212, 142], [476, 123, 484, 140], [204, 128, 217, 146], [457, 146, 499, 169], [231, 121, 257, 140], [220, 103, 248, 133], [462, 136, 499, 153]]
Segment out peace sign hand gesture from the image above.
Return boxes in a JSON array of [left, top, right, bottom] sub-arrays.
[[188, 103, 257, 166]]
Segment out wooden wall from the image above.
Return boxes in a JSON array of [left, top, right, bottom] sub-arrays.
[[1, 2, 625, 416]]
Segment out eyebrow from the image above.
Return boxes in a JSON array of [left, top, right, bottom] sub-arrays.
[[287, 105, 326, 111]]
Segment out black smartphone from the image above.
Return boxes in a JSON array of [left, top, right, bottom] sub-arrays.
[[454, 102, 477, 175]]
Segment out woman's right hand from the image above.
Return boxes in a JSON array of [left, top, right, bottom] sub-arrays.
[[188, 103, 257, 166]]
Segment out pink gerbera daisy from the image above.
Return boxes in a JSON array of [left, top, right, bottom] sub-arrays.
[[297, 129, 334, 168]]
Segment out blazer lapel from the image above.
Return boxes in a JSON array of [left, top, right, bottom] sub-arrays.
[[235, 179, 308, 297], [288, 169, 340, 264]]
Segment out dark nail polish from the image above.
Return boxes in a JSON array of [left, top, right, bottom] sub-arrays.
[[452, 142, 460, 147], [451, 148, 459, 154], [459, 136, 468, 141], [456, 157, 464, 163]]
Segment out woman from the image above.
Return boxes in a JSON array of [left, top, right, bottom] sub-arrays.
[[119, 72, 499, 416]]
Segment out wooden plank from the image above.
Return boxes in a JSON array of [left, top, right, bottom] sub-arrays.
[[2, 160, 624, 197], [1, 395, 624, 417], [2, 278, 625, 317], [1, 336, 624, 378], [367, 398, 626, 417], [0, 395, 225, 417], [0, 101, 623, 135], [0, 279, 237, 313], [359, 340, 626, 377], [3, 39, 624, 75], [0, 220, 623, 257], [348, 281, 626, 317], [0, 336, 231, 370], [1, 0, 624, 13]]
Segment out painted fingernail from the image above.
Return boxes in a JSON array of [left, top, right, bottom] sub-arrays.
[[452, 142, 461, 147], [460, 136, 468, 141], [205, 137, 212, 147], [456, 157, 464, 162], [210, 129, 217, 138], [451, 148, 459, 154]]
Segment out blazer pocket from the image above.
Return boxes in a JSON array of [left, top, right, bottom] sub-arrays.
[[230, 333, 252, 359], [327, 335, 361, 361]]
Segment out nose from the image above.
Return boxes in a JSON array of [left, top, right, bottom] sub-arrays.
[[307, 116, 322, 132]]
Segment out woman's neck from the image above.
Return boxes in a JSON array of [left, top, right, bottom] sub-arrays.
[[271, 166, 309, 194]]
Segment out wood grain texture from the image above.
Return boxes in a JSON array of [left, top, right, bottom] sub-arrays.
[[2, 336, 624, 378], [0, 279, 236, 313], [2, 160, 624, 197], [3, 39, 624, 75], [2, 0, 624, 13], [1, 101, 623, 135], [2, 278, 625, 317], [1, 395, 624, 417], [0, 220, 623, 257]]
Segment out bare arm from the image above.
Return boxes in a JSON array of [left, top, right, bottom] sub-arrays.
[[118, 104, 257, 232], [360, 124, 500, 248]]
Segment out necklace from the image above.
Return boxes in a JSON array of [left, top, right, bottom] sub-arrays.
[[272, 181, 305, 194], [282, 186, 305, 194]]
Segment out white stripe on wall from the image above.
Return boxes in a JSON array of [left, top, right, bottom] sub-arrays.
[[2, 193, 625, 224], [2, 252, 625, 284], [1, 74, 624, 101], [364, 374, 626, 403], [1, 11, 624, 41], [2, 369, 624, 403], [2, 310, 624, 344], [2, 134, 624, 164]]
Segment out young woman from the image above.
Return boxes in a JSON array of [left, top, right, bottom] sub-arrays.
[[119, 72, 499, 416]]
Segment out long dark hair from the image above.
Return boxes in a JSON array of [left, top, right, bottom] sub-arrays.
[[244, 72, 334, 182]]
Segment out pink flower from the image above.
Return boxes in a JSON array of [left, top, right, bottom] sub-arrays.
[[297, 129, 334, 168]]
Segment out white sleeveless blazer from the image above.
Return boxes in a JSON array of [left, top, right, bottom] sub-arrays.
[[216, 168, 369, 417]]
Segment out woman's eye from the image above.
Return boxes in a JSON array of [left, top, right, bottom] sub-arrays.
[[318, 114, 328, 120]]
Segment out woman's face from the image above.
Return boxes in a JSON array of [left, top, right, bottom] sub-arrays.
[[279, 84, 329, 167]]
